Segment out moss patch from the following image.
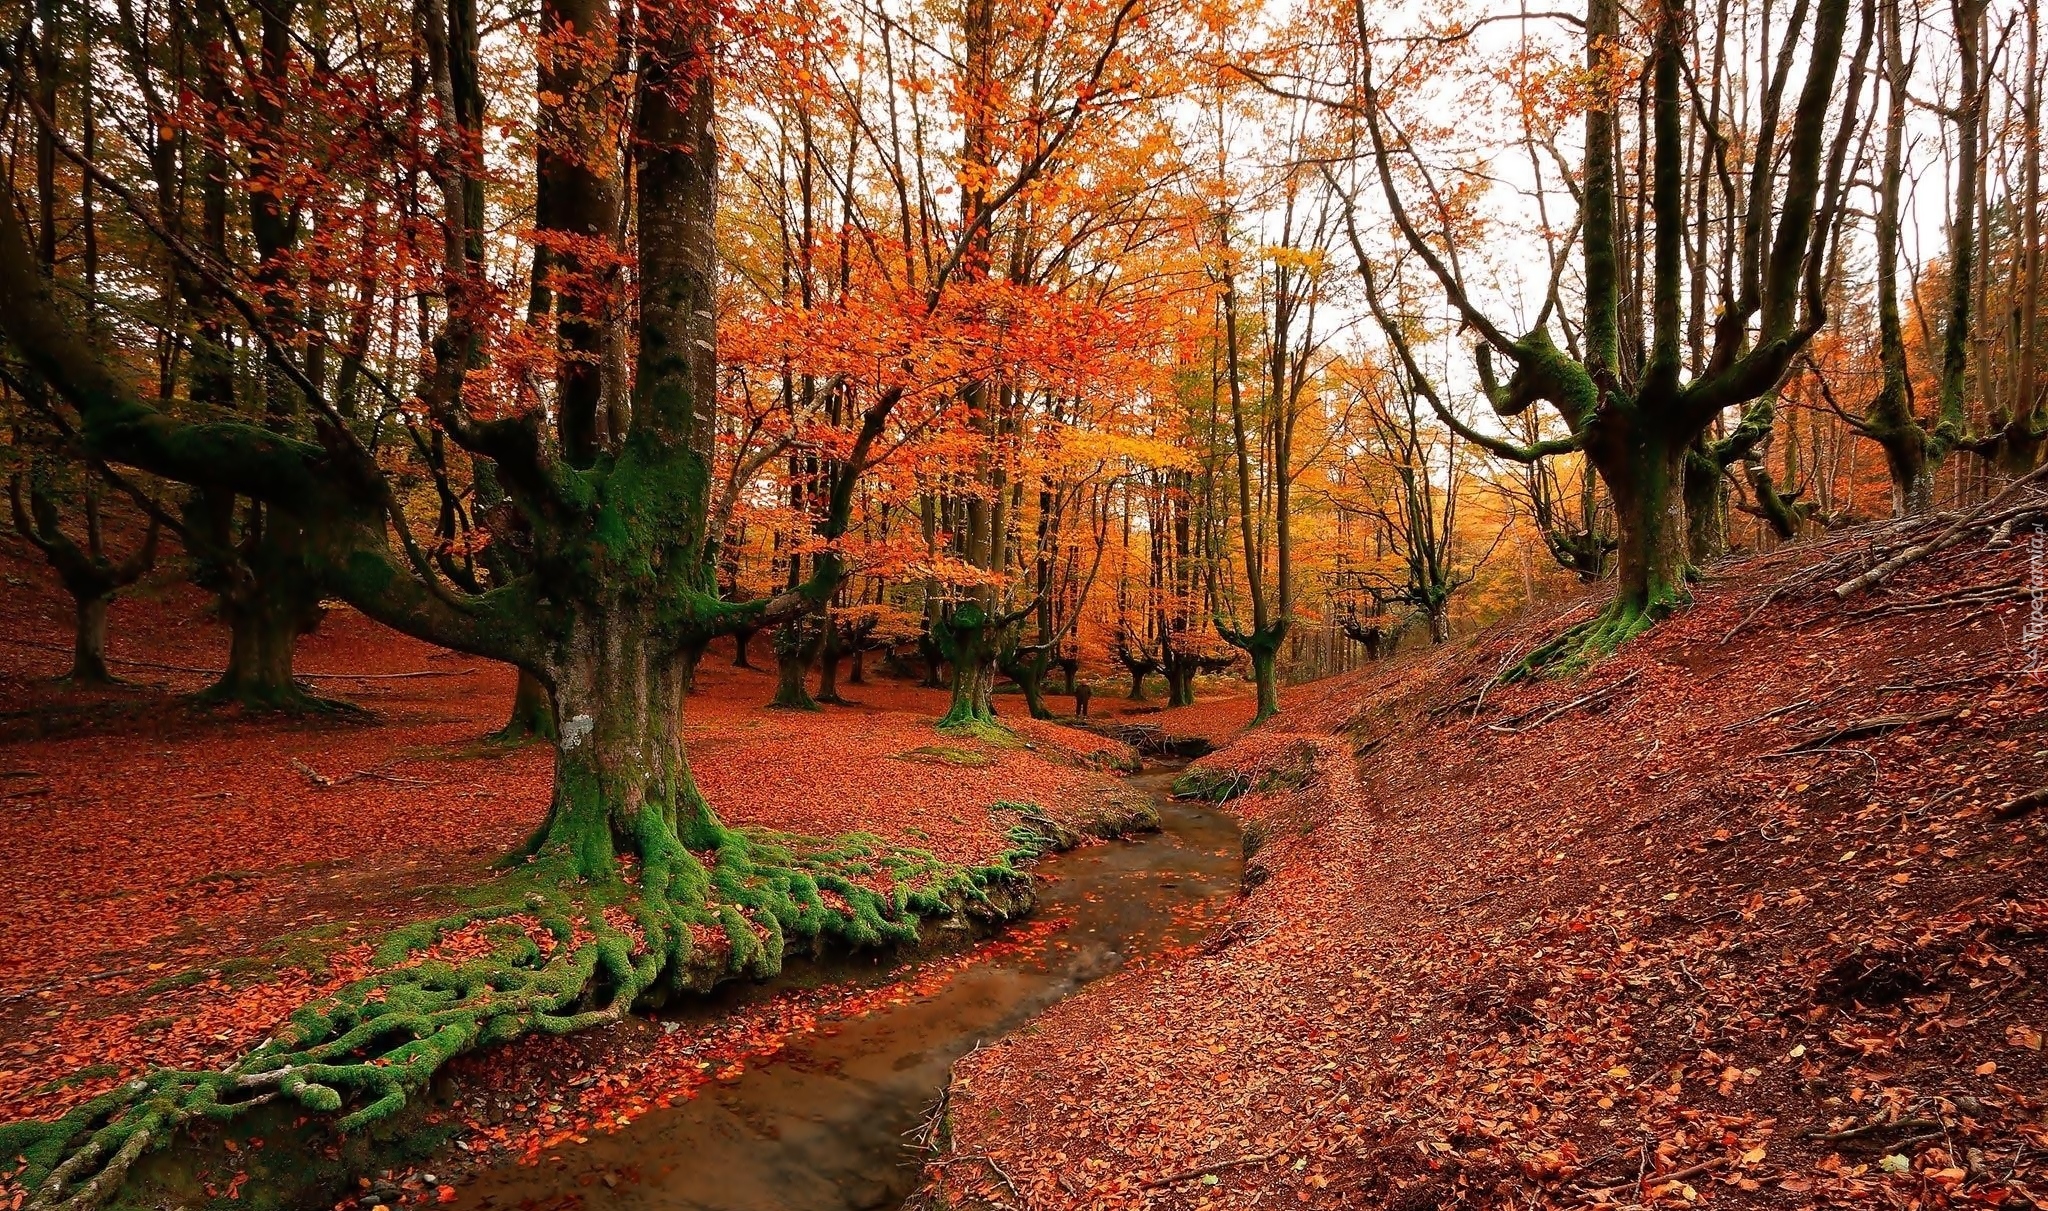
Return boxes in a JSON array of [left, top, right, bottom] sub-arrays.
[[895, 745, 996, 769]]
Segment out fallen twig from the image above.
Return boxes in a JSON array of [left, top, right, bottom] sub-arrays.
[[1994, 787, 2048, 817], [1721, 698, 1813, 732], [290, 759, 437, 789], [1834, 465, 2048, 599], [1488, 670, 1642, 733], [1878, 669, 2018, 692], [1848, 581, 2030, 618], [1808, 1117, 1943, 1146], [1782, 707, 1962, 752], [1754, 746, 1881, 777], [1138, 1151, 1280, 1190], [1572, 1155, 1731, 1200]]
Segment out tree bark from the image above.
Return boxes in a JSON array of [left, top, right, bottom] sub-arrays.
[[498, 668, 557, 742], [528, 608, 714, 879], [1594, 424, 1693, 629], [1425, 603, 1451, 645], [1683, 441, 1730, 562], [210, 593, 318, 708], [71, 594, 114, 684], [938, 605, 1000, 729], [770, 616, 821, 710], [815, 611, 847, 704]]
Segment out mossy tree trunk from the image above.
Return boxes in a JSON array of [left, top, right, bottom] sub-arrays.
[[770, 614, 822, 710], [937, 603, 1002, 730], [211, 588, 321, 707], [1863, 0, 1956, 514], [1425, 603, 1451, 645], [1161, 656, 1197, 708], [1213, 208, 1293, 724], [1589, 420, 1693, 638], [1352, 0, 1865, 672], [1003, 646, 1054, 721], [187, 495, 332, 710], [1682, 439, 1728, 563], [527, 604, 717, 880]]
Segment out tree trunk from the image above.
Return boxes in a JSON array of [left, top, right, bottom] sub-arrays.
[[497, 667, 557, 742], [938, 607, 1000, 730], [917, 631, 946, 688], [1597, 431, 1692, 638], [1163, 661, 1196, 708], [1125, 663, 1150, 701], [1890, 455, 1937, 516], [528, 612, 719, 883], [1683, 443, 1729, 563], [770, 616, 820, 710], [815, 612, 846, 705], [1010, 650, 1053, 721], [680, 638, 705, 694], [731, 625, 757, 668], [848, 645, 866, 685], [1425, 604, 1451, 645], [70, 592, 114, 684], [206, 575, 324, 710], [1248, 643, 1279, 722]]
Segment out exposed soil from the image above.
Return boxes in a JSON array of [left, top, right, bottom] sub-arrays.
[[926, 529, 2048, 1208]]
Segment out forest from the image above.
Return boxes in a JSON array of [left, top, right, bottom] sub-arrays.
[[0, 0, 2043, 1201]]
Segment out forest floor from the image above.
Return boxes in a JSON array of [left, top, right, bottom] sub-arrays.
[[0, 534, 1183, 1203], [927, 528, 2048, 1210]]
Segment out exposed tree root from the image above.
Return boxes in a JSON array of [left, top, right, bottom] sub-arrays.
[[1505, 594, 1674, 682], [190, 679, 371, 719], [0, 817, 1059, 1211]]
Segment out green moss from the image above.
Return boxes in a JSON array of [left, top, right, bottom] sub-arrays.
[[896, 745, 995, 768], [1507, 591, 1675, 681], [1169, 747, 1312, 803], [6, 778, 1045, 1210], [934, 716, 1015, 745]]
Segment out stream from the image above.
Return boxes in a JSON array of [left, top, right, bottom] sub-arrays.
[[449, 767, 1242, 1211]]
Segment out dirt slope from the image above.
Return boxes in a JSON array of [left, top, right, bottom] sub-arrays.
[[927, 530, 2048, 1209]]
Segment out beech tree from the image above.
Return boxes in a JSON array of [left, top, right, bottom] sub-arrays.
[[7, 461, 159, 685], [1328, 0, 1873, 665], [0, 0, 1079, 1193]]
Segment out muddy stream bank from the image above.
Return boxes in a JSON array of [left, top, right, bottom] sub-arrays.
[[447, 766, 1242, 1211]]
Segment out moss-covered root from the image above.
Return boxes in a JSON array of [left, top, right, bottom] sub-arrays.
[[1507, 590, 1680, 682], [1170, 742, 1315, 803], [0, 829, 1032, 1211]]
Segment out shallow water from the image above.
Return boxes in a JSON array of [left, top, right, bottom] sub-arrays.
[[451, 768, 1241, 1211]]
